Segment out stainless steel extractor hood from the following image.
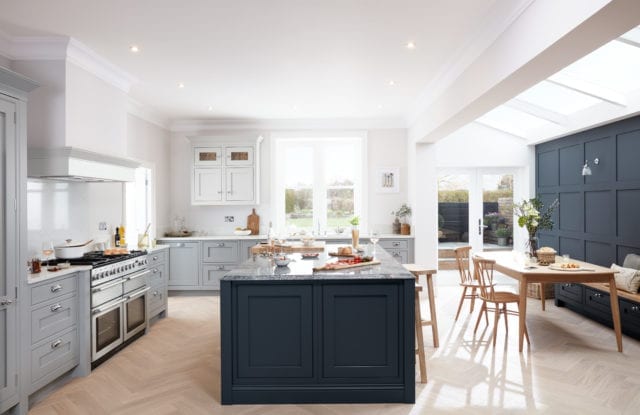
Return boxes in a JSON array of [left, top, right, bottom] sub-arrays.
[[28, 147, 140, 182]]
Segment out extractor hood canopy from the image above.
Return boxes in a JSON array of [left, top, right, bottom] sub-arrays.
[[28, 147, 140, 182]]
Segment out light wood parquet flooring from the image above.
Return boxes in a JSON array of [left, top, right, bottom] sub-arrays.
[[29, 272, 640, 414]]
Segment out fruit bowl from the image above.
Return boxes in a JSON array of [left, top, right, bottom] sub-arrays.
[[234, 229, 252, 236]]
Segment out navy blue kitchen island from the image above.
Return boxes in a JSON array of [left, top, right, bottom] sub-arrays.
[[220, 246, 415, 404]]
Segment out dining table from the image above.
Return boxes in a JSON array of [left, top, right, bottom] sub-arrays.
[[476, 251, 622, 353]]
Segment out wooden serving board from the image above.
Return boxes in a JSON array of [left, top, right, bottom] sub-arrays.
[[313, 260, 381, 271], [247, 209, 260, 235], [250, 242, 326, 255], [328, 252, 357, 257]]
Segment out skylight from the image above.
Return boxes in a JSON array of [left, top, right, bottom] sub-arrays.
[[517, 81, 601, 115], [476, 106, 551, 137], [557, 39, 640, 93]]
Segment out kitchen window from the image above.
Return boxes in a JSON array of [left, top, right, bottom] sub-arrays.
[[274, 134, 365, 234], [124, 167, 153, 245]]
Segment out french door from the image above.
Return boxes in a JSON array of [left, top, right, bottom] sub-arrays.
[[438, 168, 518, 253]]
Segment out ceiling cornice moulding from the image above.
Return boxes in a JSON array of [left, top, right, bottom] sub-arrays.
[[170, 117, 408, 133], [0, 34, 136, 93], [127, 97, 171, 130]]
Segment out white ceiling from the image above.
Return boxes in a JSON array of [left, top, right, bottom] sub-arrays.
[[0, 0, 515, 122]]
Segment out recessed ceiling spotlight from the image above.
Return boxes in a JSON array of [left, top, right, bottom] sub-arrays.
[[378, 104, 384, 109], [207, 105, 213, 111], [388, 80, 396, 86], [178, 82, 185, 89], [406, 41, 416, 50], [129, 45, 140, 53]]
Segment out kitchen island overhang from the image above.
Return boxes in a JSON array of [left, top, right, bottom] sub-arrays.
[[220, 246, 416, 405]]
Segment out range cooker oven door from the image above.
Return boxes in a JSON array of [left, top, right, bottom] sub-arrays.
[[124, 286, 150, 341], [91, 297, 125, 361]]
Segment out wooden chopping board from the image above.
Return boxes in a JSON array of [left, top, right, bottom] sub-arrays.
[[247, 209, 260, 235], [313, 260, 381, 271]]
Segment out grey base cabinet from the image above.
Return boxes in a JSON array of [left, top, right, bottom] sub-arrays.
[[221, 280, 415, 404], [27, 274, 80, 394], [147, 249, 169, 320]]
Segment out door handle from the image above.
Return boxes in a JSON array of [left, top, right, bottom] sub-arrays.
[[478, 219, 482, 235]]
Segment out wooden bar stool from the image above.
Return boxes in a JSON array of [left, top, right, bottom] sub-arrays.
[[404, 265, 439, 384]]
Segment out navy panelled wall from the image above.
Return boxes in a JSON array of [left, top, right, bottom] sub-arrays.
[[536, 115, 640, 266]]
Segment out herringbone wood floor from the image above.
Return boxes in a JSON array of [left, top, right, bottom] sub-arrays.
[[29, 273, 640, 414]]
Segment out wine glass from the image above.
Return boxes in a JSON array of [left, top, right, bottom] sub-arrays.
[[370, 231, 380, 257], [42, 241, 54, 265]]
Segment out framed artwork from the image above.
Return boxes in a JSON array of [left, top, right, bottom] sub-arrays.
[[376, 168, 399, 193]]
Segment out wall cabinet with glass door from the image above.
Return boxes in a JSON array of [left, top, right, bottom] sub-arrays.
[[191, 138, 261, 205]]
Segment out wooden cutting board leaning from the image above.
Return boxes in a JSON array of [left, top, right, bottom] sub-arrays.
[[247, 208, 260, 235]]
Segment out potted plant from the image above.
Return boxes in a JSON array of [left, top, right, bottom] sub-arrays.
[[484, 212, 500, 230], [392, 204, 412, 235], [496, 226, 511, 246]]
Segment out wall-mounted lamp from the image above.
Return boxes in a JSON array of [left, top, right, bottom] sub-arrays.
[[581, 158, 599, 176]]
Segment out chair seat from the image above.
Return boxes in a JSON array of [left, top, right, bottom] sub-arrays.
[[480, 291, 520, 304]]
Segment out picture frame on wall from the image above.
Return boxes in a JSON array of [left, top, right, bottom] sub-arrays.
[[376, 168, 399, 193]]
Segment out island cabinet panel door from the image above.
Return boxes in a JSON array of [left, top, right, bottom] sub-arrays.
[[321, 284, 401, 380], [236, 284, 313, 379]]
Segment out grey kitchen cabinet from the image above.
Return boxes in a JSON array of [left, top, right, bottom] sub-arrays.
[[27, 273, 80, 394], [190, 137, 262, 206], [1, 67, 38, 414], [202, 264, 235, 290], [168, 242, 200, 288], [202, 241, 239, 263], [147, 247, 169, 321], [378, 239, 413, 264]]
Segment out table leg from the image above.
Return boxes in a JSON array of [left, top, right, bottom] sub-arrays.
[[540, 283, 546, 311], [518, 279, 527, 352], [608, 275, 623, 353]]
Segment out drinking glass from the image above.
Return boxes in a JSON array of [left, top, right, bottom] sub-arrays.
[[370, 232, 380, 257], [42, 241, 54, 265]]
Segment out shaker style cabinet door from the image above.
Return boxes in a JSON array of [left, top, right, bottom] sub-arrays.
[[0, 98, 18, 412], [168, 243, 200, 287], [226, 167, 254, 202], [194, 147, 223, 166], [193, 168, 223, 203]]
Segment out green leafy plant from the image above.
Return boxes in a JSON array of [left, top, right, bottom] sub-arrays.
[[349, 216, 360, 226], [496, 227, 511, 238], [392, 204, 412, 220], [513, 198, 559, 236]]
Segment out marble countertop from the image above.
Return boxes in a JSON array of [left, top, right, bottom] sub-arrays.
[[158, 234, 413, 242], [223, 244, 414, 281], [147, 244, 170, 252], [28, 265, 91, 285]]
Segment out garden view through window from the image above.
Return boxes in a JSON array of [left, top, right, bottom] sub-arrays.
[[279, 137, 362, 234]]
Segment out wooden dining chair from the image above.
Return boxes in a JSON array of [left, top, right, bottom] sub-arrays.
[[472, 257, 530, 347], [453, 246, 482, 321]]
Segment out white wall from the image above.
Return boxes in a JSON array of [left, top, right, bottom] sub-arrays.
[[126, 114, 172, 237], [169, 128, 409, 236]]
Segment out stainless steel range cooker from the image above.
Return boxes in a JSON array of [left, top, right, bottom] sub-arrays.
[[65, 251, 150, 366]]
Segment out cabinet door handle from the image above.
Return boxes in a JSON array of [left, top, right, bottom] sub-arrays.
[[153, 256, 158, 261], [218, 265, 226, 270], [563, 283, 573, 287], [0, 298, 13, 306], [51, 339, 63, 349], [153, 291, 159, 296], [216, 243, 225, 247], [631, 306, 639, 312], [50, 303, 62, 312], [153, 268, 159, 274], [593, 293, 603, 298], [50, 284, 63, 293], [175, 243, 184, 248], [393, 242, 400, 247]]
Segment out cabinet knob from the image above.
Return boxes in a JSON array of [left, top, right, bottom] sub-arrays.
[[393, 242, 400, 247], [153, 291, 159, 296], [50, 284, 63, 293], [153, 268, 159, 274], [217, 243, 225, 247], [218, 265, 225, 270], [563, 283, 573, 287], [50, 303, 62, 312], [153, 256, 158, 261], [593, 293, 603, 298], [51, 339, 63, 349], [631, 306, 639, 312]]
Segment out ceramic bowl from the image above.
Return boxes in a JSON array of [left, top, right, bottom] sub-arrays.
[[234, 229, 252, 236], [274, 256, 291, 267]]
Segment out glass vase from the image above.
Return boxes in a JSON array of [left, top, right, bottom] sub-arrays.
[[351, 225, 359, 249], [528, 234, 538, 258]]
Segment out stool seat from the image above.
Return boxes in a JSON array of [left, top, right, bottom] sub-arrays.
[[404, 264, 439, 384]]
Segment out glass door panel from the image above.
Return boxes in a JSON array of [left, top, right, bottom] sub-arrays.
[[482, 174, 514, 251], [438, 174, 470, 250]]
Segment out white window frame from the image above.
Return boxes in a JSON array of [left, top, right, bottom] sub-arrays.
[[123, 164, 156, 247], [272, 131, 368, 235]]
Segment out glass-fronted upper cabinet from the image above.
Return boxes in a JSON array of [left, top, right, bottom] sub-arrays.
[[194, 147, 223, 166], [225, 146, 253, 166]]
